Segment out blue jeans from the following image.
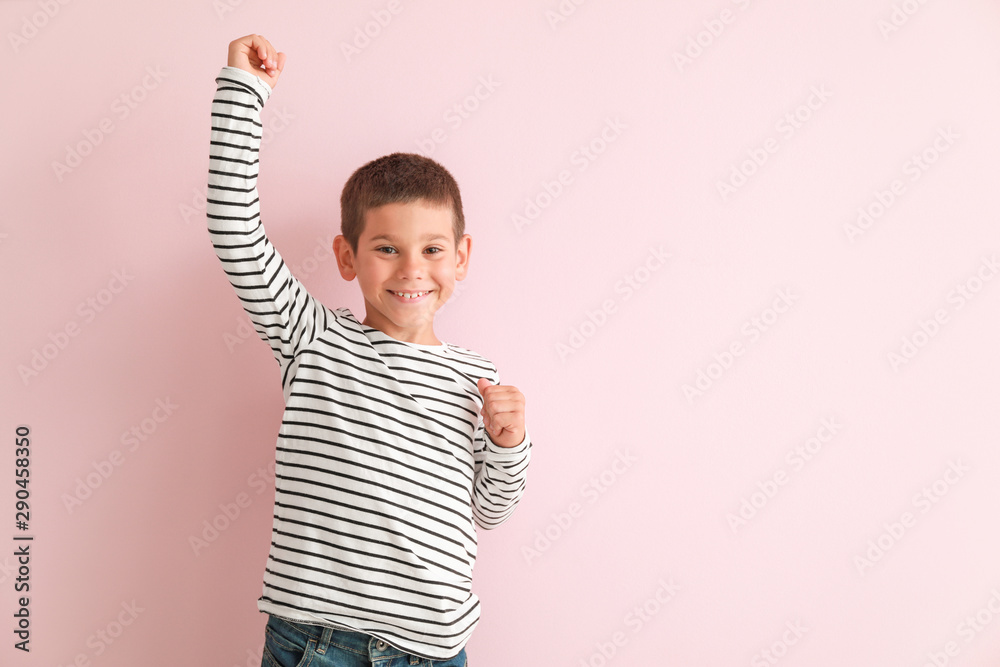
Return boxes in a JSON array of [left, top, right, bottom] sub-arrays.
[[261, 615, 468, 667]]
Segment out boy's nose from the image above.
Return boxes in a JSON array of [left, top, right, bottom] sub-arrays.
[[397, 253, 426, 278]]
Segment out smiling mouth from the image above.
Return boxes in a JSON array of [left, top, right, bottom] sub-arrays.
[[389, 290, 432, 299]]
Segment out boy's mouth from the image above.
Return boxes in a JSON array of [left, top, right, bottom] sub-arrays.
[[388, 290, 432, 301]]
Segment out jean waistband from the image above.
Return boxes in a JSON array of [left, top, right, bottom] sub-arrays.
[[268, 614, 409, 660]]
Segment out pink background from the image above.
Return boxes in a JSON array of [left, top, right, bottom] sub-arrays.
[[3, 1, 1000, 665]]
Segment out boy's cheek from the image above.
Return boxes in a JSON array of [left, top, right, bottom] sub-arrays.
[[439, 283, 454, 299]]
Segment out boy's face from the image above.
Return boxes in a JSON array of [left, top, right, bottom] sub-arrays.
[[333, 199, 470, 345]]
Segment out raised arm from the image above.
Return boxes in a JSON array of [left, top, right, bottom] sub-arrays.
[[207, 36, 327, 384]]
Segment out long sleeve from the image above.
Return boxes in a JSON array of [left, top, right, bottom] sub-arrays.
[[206, 66, 329, 389], [471, 370, 531, 529]]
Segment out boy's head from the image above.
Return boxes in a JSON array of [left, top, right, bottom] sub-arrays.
[[333, 153, 472, 345], [340, 152, 465, 254]]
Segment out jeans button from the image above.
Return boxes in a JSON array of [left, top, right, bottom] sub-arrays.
[[376, 640, 388, 651]]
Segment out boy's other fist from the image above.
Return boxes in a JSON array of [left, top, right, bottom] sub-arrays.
[[228, 34, 286, 89], [477, 378, 526, 449]]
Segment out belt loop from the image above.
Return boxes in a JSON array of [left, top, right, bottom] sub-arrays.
[[316, 626, 334, 654]]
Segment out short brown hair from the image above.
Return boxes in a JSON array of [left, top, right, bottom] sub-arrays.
[[340, 152, 465, 253]]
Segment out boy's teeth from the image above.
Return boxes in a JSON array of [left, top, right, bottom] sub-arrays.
[[394, 291, 428, 298]]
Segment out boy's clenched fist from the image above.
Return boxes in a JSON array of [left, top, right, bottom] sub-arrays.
[[477, 378, 526, 449], [228, 34, 286, 89]]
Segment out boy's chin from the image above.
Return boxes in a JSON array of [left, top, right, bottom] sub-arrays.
[[373, 303, 440, 324]]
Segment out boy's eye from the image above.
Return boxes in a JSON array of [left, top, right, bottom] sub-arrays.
[[374, 246, 444, 256]]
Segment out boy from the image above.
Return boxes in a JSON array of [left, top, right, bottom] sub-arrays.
[[206, 34, 531, 666]]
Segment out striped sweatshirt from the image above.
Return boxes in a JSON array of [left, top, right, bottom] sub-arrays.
[[206, 66, 531, 659]]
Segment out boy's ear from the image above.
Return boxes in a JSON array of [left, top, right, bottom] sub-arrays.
[[455, 234, 472, 281], [333, 235, 357, 280]]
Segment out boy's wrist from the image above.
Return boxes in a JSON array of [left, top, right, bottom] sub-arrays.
[[485, 431, 530, 458], [219, 65, 273, 100]]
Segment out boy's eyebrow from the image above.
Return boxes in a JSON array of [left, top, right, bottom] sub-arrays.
[[369, 233, 450, 242]]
